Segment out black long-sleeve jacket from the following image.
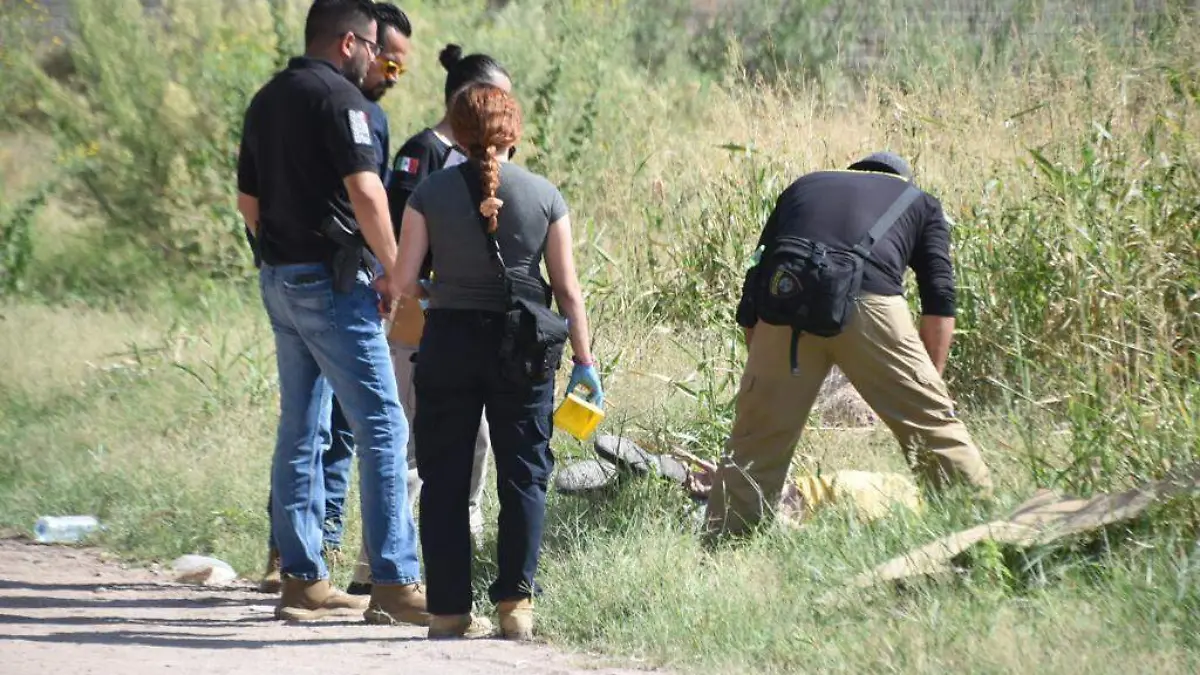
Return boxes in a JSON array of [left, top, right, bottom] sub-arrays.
[[737, 170, 957, 327]]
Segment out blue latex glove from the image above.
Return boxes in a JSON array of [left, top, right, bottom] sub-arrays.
[[566, 362, 604, 408]]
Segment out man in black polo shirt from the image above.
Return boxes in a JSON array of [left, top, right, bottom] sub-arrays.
[[236, 0, 427, 626], [705, 152, 994, 537]]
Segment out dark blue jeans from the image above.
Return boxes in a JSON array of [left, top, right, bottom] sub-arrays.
[[415, 310, 556, 615], [266, 396, 354, 551]]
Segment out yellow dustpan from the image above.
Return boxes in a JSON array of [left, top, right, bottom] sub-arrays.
[[553, 387, 605, 441]]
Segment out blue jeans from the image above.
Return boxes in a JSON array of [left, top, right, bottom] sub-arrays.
[[415, 310, 556, 614], [265, 396, 355, 551], [259, 262, 421, 584]]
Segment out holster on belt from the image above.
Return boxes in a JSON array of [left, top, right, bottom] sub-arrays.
[[321, 210, 376, 293]]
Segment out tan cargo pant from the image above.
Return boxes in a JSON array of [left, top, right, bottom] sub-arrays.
[[704, 294, 993, 537], [350, 338, 492, 585]]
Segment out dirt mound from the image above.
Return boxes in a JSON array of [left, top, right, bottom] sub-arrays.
[[814, 367, 877, 428]]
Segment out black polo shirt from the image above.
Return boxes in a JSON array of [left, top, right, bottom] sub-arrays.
[[737, 170, 957, 327], [237, 57, 379, 265]]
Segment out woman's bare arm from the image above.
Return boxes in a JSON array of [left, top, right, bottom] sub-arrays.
[[392, 205, 429, 302], [544, 215, 593, 364]]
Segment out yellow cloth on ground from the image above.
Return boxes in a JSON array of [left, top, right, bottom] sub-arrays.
[[789, 470, 923, 523]]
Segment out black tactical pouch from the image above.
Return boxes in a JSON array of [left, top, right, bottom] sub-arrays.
[[752, 184, 922, 372]]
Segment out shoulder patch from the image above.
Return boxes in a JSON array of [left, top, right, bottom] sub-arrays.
[[396, 156, 420, 174], [347, 109, 372, 146]]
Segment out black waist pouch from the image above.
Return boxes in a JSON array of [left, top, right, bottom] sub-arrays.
[[499, 271, 569, 387], [755, 236, 864, 338], [749, 183, 923, 372]]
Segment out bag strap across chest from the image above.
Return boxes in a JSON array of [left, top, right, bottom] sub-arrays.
[[852, 184, 923, 260]]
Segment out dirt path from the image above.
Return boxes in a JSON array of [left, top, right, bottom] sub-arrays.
[[0, 538, 657, 675]]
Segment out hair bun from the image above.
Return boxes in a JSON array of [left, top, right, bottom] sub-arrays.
[[439, 44, 464, 70]]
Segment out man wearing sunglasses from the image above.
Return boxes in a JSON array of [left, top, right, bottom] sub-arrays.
[[359, 3, 412, 186], [237, 0, 427, 626]]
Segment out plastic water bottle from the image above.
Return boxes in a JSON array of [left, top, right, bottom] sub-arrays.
[[33, 515, 100, 543]]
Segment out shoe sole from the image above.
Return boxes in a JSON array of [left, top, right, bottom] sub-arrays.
[[594, 435, 690, 487], [429, 630, 494, 639], [363, 608, 431, 626], [593, 435, 655, 474], [275, 604, 366, 621], [429, 623, 495, 639], [554, 458, 619, 494], [499, 625, 534, 641]]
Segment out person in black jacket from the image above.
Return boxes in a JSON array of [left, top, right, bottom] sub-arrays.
[[705, 152, 994, 538], [383, 44, 512, 555]]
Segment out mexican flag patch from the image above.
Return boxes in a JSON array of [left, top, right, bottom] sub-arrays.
[[397, 156, 420, 174]]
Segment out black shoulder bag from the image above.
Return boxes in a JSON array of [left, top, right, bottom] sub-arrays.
[[752, 184, 922, 372], [459, 163, 570, 387]]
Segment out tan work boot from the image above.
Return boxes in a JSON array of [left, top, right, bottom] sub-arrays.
[[257, 548, 282, 594], [362, 583, 430, 626], [496, 598, 534, 641], [275, 577, 369, 621], [428, 613, 495, 639]]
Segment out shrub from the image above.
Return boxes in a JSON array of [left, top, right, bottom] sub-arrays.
[[6, 0, 283, 277]]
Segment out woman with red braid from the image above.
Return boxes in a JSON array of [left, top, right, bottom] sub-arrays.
[[390, 83, 600, 640]]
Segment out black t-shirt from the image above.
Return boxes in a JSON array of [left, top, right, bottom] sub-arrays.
[[385, 127, 454, 237], [738, 170, 957, 326], [237, 57, 379, 265]]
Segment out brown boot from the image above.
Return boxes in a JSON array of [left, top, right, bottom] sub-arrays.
[[257, 548, 281, 594], [428, 613, 495, 639], [275, 577, 369, 621], [497, 598, 534, 641], [363, 583, 430, 626]]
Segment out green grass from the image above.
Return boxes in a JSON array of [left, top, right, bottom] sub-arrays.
[[1, 291, 1196, 673], [1, 0, 1198, 672]]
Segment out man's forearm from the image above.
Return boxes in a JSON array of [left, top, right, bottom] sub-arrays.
[[919, 314, 955, 375]]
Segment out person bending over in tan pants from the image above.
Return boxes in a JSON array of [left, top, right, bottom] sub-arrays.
[[705, 152, 993, 538]]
